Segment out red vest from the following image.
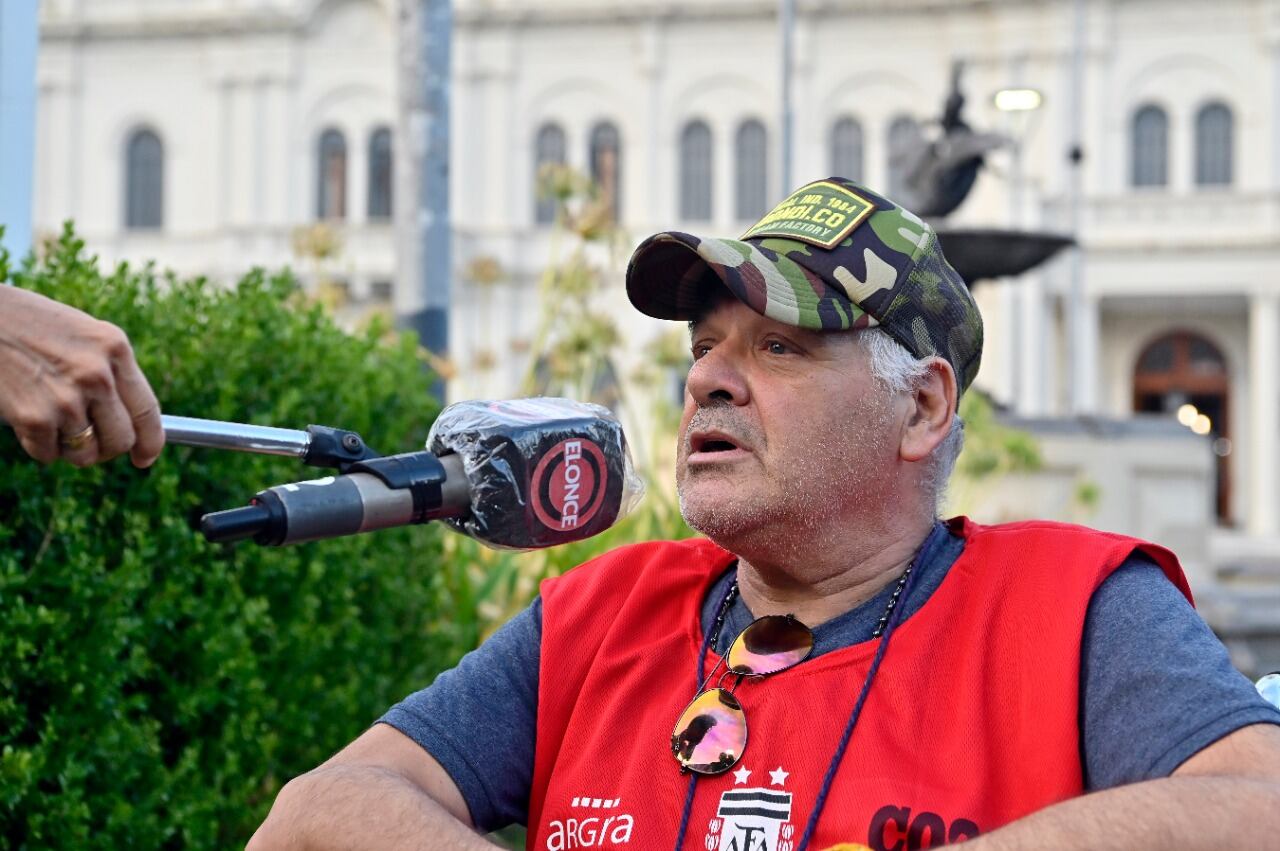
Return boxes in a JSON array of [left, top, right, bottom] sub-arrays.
[[530, 519, 1189, 851]]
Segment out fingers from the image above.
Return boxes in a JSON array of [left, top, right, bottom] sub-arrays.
[[47, 373, 101, 467], [15, 419, 59, 464], [62, 324, 132, 466], [69, 324, 163, 468], [69, 327, 161, 467], [111, 346, 164, 468], [86, 393, 136, 463]]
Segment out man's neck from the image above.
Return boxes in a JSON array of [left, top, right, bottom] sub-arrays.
[[730, 515, 936, 628]]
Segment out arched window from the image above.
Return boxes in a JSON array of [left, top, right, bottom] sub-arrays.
[[589, 121, 622, 223], [1195, 102, 1233, 187], [735, 119, 768, 221], [533, 122, 566, 225], [679, 120, 713, 221], [886, 115, 916, 199], [367, 126, 393, 220], [316, 128, 348, 220], [830, 116, 864, 182], [1131, 105, 1168, 188], [125, 128, 164, 230]]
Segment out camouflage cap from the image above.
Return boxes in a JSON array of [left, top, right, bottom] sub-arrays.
[[625, 176, 983, 395]]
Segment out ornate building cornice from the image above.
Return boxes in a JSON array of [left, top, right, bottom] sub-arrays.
[[40, 12, 300, 41], [454, 0, 1024, 28]]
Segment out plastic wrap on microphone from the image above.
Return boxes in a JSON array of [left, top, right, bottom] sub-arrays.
[[427, 398, 645, 549]]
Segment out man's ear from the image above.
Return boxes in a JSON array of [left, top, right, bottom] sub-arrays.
[[900, 359, 958, 463]]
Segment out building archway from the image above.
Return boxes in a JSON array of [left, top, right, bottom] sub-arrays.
[[1133, 330, 1231, 522]]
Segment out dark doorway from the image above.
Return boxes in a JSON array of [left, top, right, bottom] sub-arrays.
[[1133, 331, 1231, 523]]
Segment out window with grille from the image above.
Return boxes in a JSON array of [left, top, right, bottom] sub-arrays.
[[533, 123, 567, 225], [886, 115, 916, 199], [1195, 102, 1233, 187], [1131, 105, 1169, 188], [589, 122, 622, 223], [679, 120, 713, 221], [830, 116, 864, 183], [125, 128, 164, 230], [317, 128, 348, 220], [368, 127, 393, 220]]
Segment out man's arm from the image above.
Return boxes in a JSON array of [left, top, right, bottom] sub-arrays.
[[964, 723, 1280, 850], [247, 723, 502, 851], [249, 599, 544, 849]]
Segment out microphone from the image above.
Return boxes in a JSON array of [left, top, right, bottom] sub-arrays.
[[1259, 672, 1280, 711], [200, 398, 643, 549]]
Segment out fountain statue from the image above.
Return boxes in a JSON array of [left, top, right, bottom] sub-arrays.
[[892, 62, 1073, 285]]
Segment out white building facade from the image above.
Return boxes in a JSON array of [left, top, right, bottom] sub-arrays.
[[34, 0, 399, 304], [31, 0, 1280, 539]]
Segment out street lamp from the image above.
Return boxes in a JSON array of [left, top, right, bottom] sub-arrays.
[[992, 86, 1044, 226], [993, 88, 1044, 113], [991, 84, 1045, 413]]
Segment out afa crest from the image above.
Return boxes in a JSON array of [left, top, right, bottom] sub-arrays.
[[703, 766, 797, 851]]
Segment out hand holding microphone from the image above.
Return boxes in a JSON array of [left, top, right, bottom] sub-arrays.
[[0, 287, 164, 468], [194, 398, 643, 550]]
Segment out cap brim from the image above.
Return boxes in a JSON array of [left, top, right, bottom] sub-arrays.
[[627, 231, 856, 330], [626, 232, 726, 321]]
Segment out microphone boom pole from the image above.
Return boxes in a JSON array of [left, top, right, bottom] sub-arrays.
[[163, 414, 466, 546], [161, 414, 378, 470], [158, 398, 643, 551]]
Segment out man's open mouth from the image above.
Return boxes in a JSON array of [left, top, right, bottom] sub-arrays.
[[690, 432, 746, 455]]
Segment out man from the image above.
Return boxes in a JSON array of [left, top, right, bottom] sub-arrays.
[[250, 178, 1280, 851]]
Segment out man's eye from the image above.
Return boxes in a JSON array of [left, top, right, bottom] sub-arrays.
[[766, 341, 790, 355], [691, 345, 710, 360]]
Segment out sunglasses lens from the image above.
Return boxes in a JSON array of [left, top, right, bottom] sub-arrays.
[[727, 614, 813, 675], [670, 688, 746, 775]]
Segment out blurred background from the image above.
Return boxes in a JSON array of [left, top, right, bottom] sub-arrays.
[[2, 0, 1280, 846]]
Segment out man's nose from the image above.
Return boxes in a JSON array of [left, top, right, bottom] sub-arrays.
[[685, 345, 749, 407]]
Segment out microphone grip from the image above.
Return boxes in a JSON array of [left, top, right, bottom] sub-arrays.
[[200, 453, 468, 546], [201, 503, 272, 543], [438, 453, 470, 512]]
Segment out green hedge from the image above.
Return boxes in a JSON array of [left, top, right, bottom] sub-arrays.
[[0, 228, 472, 849]]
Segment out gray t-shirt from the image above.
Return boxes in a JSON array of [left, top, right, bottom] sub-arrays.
[[381, 523, 1280, 831]]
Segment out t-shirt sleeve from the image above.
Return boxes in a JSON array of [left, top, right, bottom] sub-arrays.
[[379, 597, 542, 832], [1080, 555, 1280, 790]]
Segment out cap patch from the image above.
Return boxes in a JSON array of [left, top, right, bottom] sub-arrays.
[[740, 180, 876, 249]]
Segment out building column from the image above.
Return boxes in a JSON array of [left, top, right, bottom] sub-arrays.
[[1000, 279, 1020, 406], [1272, 33, 1280, 190], [1078, 292, 1101, 413], [251, 79, 269, 227], [1016, 275, 1045, 415], [217, 78, 233, 228], [349, 123, 367, 229], [230, 80, 255, 228], [714, 117, 734, 231], [1249, 293, 1280, 536], [263, 77, 288, 227], [639, 17, 664, 227]]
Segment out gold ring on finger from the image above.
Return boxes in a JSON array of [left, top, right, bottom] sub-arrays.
[[59, 423, 96, 451]]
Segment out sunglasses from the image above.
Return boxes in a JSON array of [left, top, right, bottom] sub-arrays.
[[670, 613, 814, 775]]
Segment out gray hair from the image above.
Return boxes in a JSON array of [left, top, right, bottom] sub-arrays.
[[858, 328, 964, 514]]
